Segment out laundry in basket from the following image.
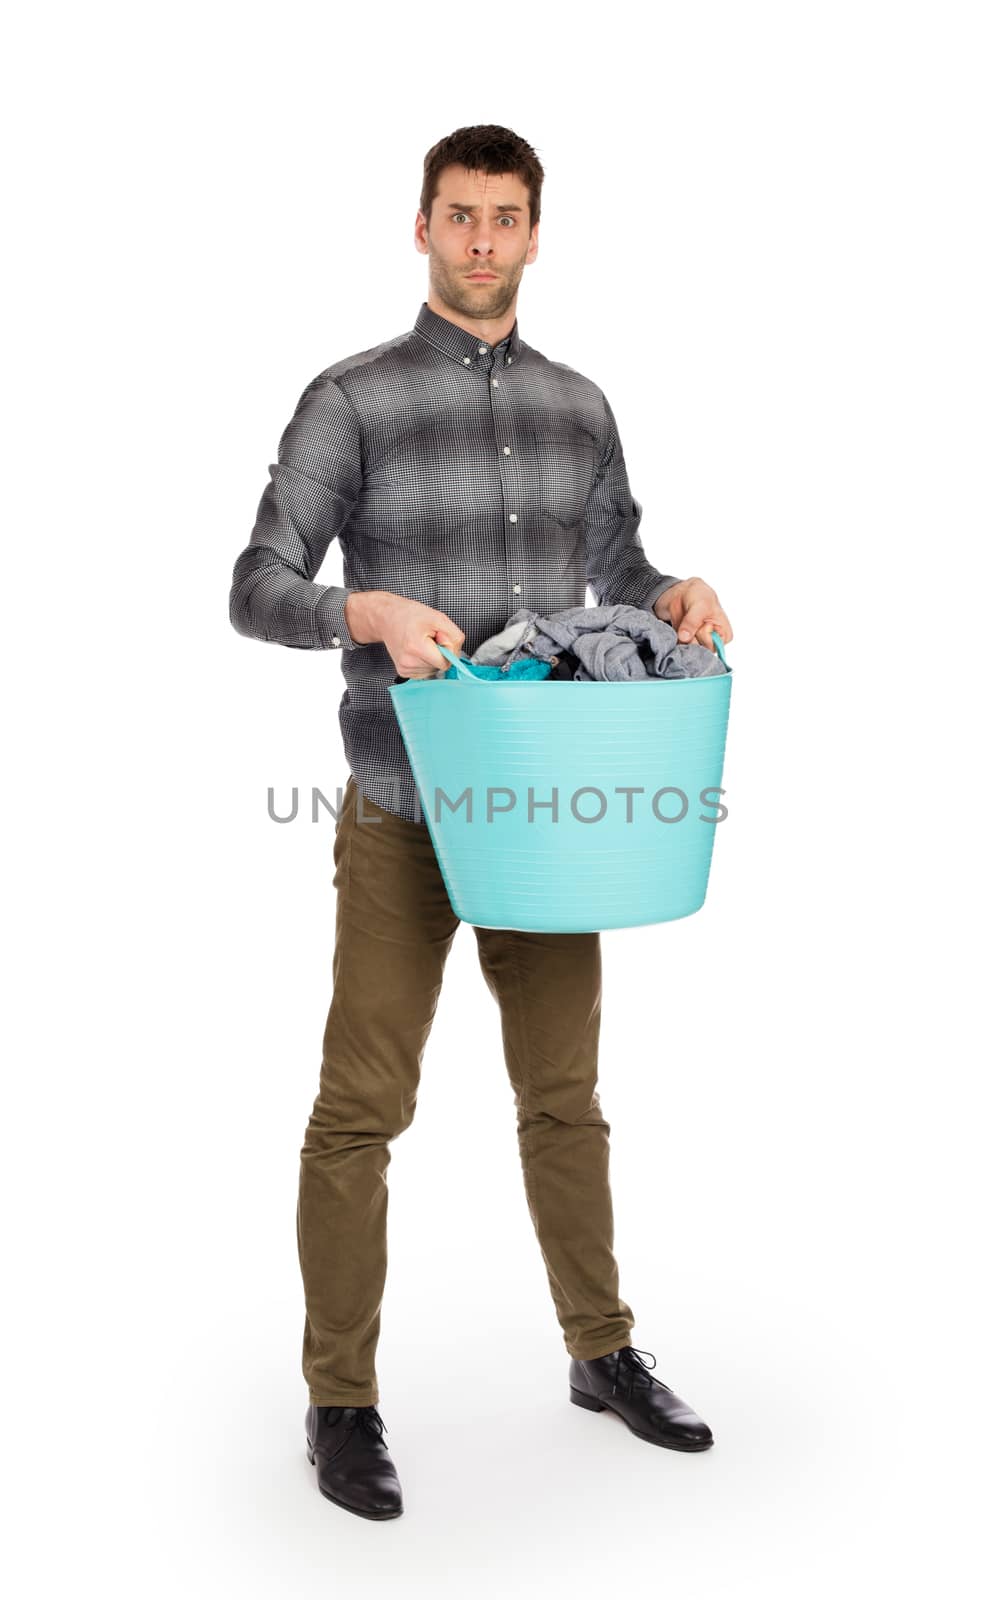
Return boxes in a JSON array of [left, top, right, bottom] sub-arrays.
[[387, 633, 733, 935]]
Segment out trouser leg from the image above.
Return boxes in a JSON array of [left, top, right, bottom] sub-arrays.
[[473, 926, 635, 1360], [297, 777, 459, 1405]]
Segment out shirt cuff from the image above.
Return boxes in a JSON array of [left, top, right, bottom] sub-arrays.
[[315, 587, 365, 651], [641, 575, 682, 613]]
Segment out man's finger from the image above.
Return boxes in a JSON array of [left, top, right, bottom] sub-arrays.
[[691, 614, 733, 650], [676, 604, 711, 642]]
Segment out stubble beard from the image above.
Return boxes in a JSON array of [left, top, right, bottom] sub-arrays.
[[429, 249, 523, 323]]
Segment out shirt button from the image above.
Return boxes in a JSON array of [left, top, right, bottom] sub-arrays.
[[507, 356, 512, 364], [513, 584, 521, 593], [463, 356, 471, 365], [331, 636, 340, 646], [492, 378, 499, 387], [503, 446, 511, 455], [509, 513, 517, 522], [478, 345, 487, 354]]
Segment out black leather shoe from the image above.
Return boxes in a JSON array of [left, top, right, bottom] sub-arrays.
[[569, 1345, 714, 1451], [304, 1404, 404, 1519]]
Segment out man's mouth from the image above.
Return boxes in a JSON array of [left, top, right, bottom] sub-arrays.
[[466, 272, 498, 281]]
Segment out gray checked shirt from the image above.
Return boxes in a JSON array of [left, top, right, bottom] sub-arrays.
[[229, 300, 682, 822]]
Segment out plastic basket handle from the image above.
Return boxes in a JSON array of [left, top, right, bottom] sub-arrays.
[[435, 631, 729, 678], [434, 642, 486, 680]]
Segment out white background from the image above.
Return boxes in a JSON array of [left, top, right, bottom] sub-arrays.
[[4, 1, 986, 1594]]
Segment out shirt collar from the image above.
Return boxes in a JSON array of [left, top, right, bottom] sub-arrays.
[[413, 300, 523, 370]]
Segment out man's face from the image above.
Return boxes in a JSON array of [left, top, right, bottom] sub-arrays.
[[415, 163, 539, 321]]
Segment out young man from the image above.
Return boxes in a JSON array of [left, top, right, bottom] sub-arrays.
[[230, 125, 733, 1521]]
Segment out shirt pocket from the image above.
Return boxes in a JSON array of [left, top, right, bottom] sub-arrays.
[[533, 433, 599, 529]]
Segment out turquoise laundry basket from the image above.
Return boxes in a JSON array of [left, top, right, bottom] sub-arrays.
[[387, 633, 732, 933]]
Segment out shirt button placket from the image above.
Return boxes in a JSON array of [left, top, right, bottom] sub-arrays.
[[491, 348, 520, 601], [475, 340, 517, 600]]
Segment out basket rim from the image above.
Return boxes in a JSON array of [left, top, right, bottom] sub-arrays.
[[390, 670, 732, 693]]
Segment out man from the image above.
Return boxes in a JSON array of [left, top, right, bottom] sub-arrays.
[[229, 125, 733, 1521]]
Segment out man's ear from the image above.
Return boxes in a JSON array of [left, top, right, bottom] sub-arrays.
[[527, 222, 539, 264]]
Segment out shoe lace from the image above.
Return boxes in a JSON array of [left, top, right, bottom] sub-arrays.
[[610, 1345, 671, 1399], [321, 1404, 387, 1442]]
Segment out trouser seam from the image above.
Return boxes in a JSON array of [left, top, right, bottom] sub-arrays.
[[507, 933, 532, 1118], [508, 932, 546, 1260]]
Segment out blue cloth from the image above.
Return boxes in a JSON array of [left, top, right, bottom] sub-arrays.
[[459, 657, 552, 681]]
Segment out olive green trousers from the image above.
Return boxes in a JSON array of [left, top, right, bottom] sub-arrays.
[[296, 774, 634, 1405]]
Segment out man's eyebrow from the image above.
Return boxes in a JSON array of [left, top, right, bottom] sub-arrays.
[[445, 202, 524, 213]]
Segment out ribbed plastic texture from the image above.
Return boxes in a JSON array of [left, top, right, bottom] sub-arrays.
[[387, 634, 732, 932]]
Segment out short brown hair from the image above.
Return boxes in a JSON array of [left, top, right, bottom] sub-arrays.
[[420, 124, 545, 230]]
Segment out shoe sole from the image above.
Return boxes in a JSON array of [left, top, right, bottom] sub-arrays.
[[569, 1385, 714, 1451], [305, 1442, 404, 1519]]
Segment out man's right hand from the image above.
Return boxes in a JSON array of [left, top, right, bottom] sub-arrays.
[[344, 591, 466, 678]]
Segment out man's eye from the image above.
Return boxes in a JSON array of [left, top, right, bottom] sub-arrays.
[[450, 213, 515, 226]]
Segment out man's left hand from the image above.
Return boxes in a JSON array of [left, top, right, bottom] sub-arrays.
[[653, 578, 733, 651]]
